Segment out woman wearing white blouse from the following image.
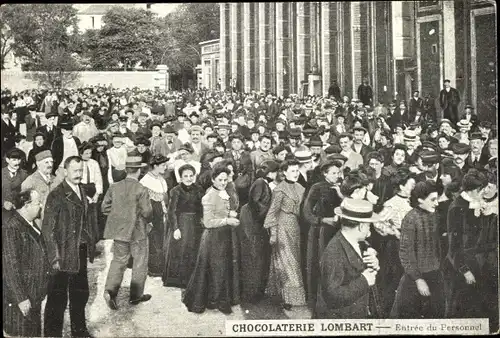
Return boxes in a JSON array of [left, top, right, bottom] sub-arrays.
[[106, 133, 127, 184]]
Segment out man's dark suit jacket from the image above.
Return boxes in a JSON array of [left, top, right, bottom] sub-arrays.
[[42, 180, 98, 273], [314, 232, 371, 318]]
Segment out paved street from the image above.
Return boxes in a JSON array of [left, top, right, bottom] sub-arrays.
[[42, 241, 311, 337]]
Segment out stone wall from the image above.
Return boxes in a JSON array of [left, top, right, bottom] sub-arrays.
[[1, 70, 158, 92]]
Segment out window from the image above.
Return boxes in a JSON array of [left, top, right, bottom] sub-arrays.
[[91, 16, 95, 29], [432, 44, 438, 54]]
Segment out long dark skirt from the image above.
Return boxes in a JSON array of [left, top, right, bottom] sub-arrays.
[[163, 212, 202, 288], [182, 226, 240, 313], [377, 236, 404, 317], [238, 204, 270, 303], [390, 270, 445, 319], [148, 200, 166, 276], [306, 224, 338, 309]]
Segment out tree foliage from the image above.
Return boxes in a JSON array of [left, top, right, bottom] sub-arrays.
[[1, 4, 80, 70], [1, 4, 82, 87], [82, 7, 160, 70], [155, 3, 219, 75], [0, 7, 15, 70]]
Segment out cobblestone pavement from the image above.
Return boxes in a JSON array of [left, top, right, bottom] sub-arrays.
[[41, 240, 311, 337]]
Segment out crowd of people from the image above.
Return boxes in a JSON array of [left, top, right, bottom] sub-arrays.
[[1, 80, 498, 337]]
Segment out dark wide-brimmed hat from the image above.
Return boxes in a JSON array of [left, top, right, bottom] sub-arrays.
[[149, 154, 169, 166], [334, 198, 382, 223]]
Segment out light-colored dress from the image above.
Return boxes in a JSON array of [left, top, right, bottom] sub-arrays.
[[264, 180, 306, 306]]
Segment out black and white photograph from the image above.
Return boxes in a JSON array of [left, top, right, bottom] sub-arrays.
[[1, 1, 498, 337]]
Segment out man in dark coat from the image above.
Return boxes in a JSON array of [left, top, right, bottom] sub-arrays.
[[314, 198, 380, 318], [24, 105, 42, 143], [465, 132, 489, 169], [42, 156, 99, 338], [357, 78, 373, 106], [408, 90, 424, 122], [1, 108, 16, 156], [328, 80, 341, 100], [439, 79, 461, 125], [51, 120, 82, 175], [388, 101, 409, 130], [2, 148, 29, 222], [37, 111, 59, 148], [101, 156, 153, 310], [3, 189, 50, 337]]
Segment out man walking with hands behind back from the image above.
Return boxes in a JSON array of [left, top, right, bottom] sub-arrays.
[[101, 155, 153, 310]]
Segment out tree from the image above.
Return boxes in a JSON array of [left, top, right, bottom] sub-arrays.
[[155, 3, 219, 76], [1, 4, 82, 87], [1, 4, 80, 69], [82, 7, 160, 70], [0, 7, 14, 69]]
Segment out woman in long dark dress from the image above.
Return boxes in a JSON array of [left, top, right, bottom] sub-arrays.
[[163, 164, 204, 288], [182, 164, 241, 315], [239, 160, 279, 303], [303, 160, 343, 310], [139, 155, 169, 277]]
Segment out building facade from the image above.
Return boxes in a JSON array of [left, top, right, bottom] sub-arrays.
[[200, 39, 221, 90], [219, 1, 497, 120]]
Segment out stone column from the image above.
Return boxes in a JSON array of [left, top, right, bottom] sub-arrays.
[[442, 0, 456, 88], [259, 3, 271, 92], [230, 3, 242, 92], [219, 4, 230, 90], [253, 3, 260, 91], [321, 2, 339, 97], [350, 2, 362, 99], [243, 3, 252, 93], [276, 3, 290, 97], [296, 2, 312, 96]]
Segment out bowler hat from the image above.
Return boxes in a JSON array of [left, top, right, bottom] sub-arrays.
[[306, 135, 323, 147], [334, 198, 382, 223], [60, 120, 74, 130], [45, 111, 58, 119], [164, 125, 177, 135]]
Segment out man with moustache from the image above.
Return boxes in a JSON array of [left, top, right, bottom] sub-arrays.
[[189, 125, 210, 162], [450, 143, 471, 175], [2, 148, 29, 220], [466, 132, 489, 169], [352, 127, 373, 163], [3, 189, 50, 337], [42, 156, 99, 338], [21, 150, 58, 220]]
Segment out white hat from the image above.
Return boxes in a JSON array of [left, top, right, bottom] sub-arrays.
[[334, 198, 382, 223]]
